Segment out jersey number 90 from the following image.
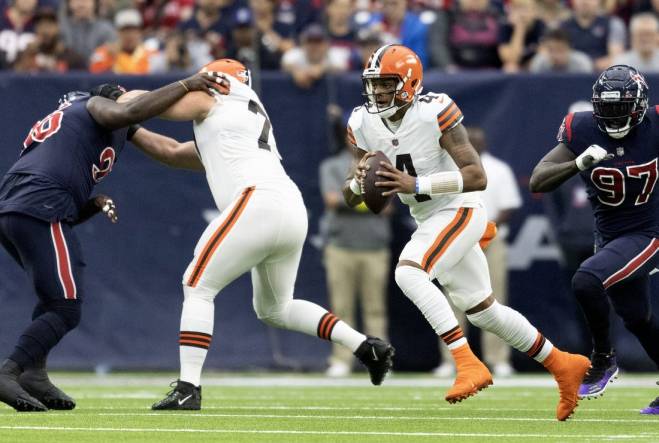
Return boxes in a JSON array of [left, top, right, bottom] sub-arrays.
[[23, 110, 63, 151]]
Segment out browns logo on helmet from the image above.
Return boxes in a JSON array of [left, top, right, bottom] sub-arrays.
[[362, 44, 423, 118], [201, 58, 251, 87]]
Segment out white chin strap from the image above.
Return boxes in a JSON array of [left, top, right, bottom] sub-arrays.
[[607, 129, 629, 139], [371, 104, 399, 118], [605, 117, 632, 139]]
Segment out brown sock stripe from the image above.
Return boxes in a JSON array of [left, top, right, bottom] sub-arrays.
[[317, 313, 339, 340], [440, 326, 461, 340], [317, 313, 331, 338], [323, 316, 340, 341], [179, 339, 211, 349], [443, 331, 465, 345], [180, 333, 212, 343], [526, 333, 546, 358], [180, 331, 212, 339], [440, 326, 465, 345], [179, 331, 212, 349]]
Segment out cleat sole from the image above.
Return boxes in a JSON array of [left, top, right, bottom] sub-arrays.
[[43, 399, 76, 410], [445, 379, 493, 404], [14, 398, 48, 412], [578, 370, 619, 400]]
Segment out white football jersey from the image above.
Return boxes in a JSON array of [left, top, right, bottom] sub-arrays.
[[193, 76, 296, 211], [348, 93, 481, 222]]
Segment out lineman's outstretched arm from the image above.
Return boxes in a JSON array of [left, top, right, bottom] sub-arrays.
[[130, 127, 204, 171], [86, 72, 227, 130]]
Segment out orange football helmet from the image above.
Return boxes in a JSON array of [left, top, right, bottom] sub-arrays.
[[201, 58, 251, 87], [362, 45, 423, 117]]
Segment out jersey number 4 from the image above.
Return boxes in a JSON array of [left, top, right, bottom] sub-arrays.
[[22, 110, 63, 151], [248, 100, 271, 151], [396, 154, 431, 202], [591, 158, 658, 206]]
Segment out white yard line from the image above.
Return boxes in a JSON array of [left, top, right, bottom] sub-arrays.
[[49, 374, 659, 388], [45, 412, 654, 423], [0, 425, 656, 440], [22, 405, 640, 412]]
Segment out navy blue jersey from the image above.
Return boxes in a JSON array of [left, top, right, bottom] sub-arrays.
[[0, 97, 128, 222], [557, 109, 659, 243]]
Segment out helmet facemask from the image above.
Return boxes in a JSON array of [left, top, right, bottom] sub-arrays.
[[362, 75, 406, 118], [592, 94, 647, 139]]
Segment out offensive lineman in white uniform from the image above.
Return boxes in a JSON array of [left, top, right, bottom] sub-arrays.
[[345, 45, 589, 421], [125, 59, 394, 410]]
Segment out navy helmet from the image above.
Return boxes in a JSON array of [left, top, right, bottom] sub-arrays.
[[592, 65, 649, 139], [57, 84, 126, 109]]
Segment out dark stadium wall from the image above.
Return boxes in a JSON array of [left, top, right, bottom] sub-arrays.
[[0, 73, 656, 372]]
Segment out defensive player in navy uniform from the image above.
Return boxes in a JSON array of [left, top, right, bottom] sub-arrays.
[[0, 72, 228, 412], [530, 65, 659, 414]]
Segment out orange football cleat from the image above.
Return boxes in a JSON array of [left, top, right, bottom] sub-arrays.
[[445, 344, 493, 403], [543, 348, 591, 421]]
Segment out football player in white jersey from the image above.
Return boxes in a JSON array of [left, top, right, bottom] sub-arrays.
[[344, 45, 590, 420], [124, 59, 395, 410]]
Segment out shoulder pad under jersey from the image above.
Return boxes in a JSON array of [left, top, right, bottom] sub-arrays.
[[416, 92, 454, 122], [348, 105, 365, 131]]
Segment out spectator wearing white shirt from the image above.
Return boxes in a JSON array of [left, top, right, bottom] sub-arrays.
[[435, 127, 523, 378], [613, 13, 659, 73]]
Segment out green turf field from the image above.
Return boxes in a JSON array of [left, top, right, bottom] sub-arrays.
[[0, 373, 657, 442]]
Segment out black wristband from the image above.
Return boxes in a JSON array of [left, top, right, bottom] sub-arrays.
[[127, 124, 142, 141]]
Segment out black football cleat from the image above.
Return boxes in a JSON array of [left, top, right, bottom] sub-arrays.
[[0, 359, 47, 412], [354, 336, 395, 386], [19, 367, 75, 410], [152, 380, 201, 410]]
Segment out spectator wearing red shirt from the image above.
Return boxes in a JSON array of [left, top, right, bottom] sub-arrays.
[[138, 0, 195, 31], [0, 0, 37, 65]]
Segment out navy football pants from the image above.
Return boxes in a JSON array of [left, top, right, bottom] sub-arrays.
[[581, 234, 658, 290], [573, 233, 659, 364], [0, 213, 83, 368]]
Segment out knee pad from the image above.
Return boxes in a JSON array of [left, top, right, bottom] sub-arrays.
[[466, 302, 499, 330], [394, 265, 428, 293], [466, 301, 537, 352], [254, 300, 289, 329], [45, 300, 81, 331], [572, 271, 604, 299], [183, 283, 217, 304]]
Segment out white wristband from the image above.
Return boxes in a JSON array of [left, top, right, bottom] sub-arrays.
[[349, 177, 362, 195], [417, 171, 463, 195]]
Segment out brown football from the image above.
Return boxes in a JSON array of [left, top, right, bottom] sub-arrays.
[[362, 150, 394, 214]]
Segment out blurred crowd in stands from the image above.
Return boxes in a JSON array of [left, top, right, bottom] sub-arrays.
[[1, 0, 659, 81]]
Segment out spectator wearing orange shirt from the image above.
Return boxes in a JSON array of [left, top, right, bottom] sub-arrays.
[[89, 9, 159, 73]]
